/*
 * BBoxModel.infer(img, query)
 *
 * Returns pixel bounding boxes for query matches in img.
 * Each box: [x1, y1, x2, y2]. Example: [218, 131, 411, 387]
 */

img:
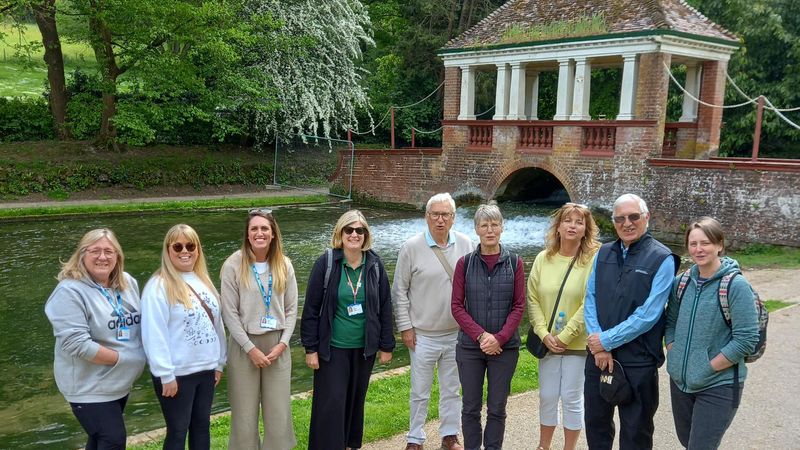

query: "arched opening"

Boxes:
[494, 167, 569, 204]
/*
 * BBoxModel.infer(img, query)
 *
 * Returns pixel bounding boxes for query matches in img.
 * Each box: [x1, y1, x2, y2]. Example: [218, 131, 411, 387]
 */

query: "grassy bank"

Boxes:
[130, 351, 540, 450]
[728, 244, 800, 269]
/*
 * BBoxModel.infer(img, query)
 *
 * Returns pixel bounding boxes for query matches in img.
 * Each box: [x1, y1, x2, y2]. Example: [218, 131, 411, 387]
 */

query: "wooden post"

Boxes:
[411, 128, 416, 148]
[390, 107, 395, 149]
[752, 96, 764, 161]
[347, 128, 352, 146]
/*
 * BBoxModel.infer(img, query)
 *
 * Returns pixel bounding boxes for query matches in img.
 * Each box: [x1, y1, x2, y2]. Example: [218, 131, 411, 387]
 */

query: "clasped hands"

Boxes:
[543, 333, 566, 353]
[587, 332, 613, 372]
[248, 342, 287, 368]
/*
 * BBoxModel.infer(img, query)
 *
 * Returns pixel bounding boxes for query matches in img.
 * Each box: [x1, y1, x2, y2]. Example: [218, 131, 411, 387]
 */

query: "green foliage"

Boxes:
[728, 243, 800, 268]
[0, 97, 54, 141]
[501, 14, 609, 44]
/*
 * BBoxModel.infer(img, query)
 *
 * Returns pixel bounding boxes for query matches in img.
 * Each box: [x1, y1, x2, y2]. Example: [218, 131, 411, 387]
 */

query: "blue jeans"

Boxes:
[670, 379, 741, 450]
[69, 395, 128, 450]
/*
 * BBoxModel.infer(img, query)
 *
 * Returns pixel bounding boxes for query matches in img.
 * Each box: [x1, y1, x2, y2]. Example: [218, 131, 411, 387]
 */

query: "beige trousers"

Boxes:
[227, 331, 295, 450]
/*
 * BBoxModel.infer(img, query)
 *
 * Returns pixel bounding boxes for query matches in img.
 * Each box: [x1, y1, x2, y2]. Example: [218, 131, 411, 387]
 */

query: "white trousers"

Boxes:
[538, 353, 585, 430]
[407, 332, 461, 444]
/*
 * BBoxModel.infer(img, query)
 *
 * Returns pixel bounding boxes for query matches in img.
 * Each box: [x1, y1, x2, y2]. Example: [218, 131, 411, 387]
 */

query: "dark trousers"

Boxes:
[456, 344, 519, 450]
[69, 395, 128, 450]
[670, 379, 741, 450]
[584, 357, 659, 450]
[152, 370, 215, 450]
[308, 347, 376, 450]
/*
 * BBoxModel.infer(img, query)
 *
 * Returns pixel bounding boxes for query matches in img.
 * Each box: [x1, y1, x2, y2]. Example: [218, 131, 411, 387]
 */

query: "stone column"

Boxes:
[554, 58, 575, 120]
[525, 71, 540, 120]
[570, 57, 592, 120]
[507, 62, 526, 120]
[493, 63, 511, 120]
[617, 53, 638, 120]
[458, 65, 476, 120]
[680, 63, 702, 122]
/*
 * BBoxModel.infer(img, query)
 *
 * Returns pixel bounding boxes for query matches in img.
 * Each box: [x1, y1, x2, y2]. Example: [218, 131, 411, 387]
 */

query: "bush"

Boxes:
[0, 97, 54, 142]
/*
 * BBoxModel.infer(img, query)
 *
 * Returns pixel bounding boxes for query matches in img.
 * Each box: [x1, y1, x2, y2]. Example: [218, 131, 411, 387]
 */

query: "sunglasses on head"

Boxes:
[343, 226, 367, 236]
[612, 213, 643, 224]
[171, 242, 197, 253]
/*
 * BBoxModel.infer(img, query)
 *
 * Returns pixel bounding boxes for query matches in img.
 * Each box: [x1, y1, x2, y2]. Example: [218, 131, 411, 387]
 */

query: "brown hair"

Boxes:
[237, 210, 289, 293]
[684, 216, 725, 255]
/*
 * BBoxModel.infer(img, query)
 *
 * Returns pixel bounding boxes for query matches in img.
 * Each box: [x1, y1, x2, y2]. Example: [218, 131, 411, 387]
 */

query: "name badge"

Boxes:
[347, 303, 363, 316]
[260, 316, 278, 329]
[117, 325, 131, 341]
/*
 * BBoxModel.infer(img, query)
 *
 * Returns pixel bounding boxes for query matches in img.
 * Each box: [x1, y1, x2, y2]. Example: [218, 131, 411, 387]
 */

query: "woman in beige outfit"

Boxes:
[221, 209, 298, 450]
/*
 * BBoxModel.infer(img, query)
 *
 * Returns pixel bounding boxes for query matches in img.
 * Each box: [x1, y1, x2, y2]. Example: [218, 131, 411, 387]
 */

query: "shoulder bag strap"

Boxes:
[431, 246, 455, 281]
[546, 257, 577, 333]
[186, 282, 214, 325]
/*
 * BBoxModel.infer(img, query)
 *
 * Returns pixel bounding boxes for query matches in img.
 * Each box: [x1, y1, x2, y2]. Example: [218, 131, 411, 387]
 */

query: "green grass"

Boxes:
[0, 194, 330, 219]
[129, 351, 540, 450]
[0, 22, 96, 97]
[764, 299, 794, 312]
[728, 244, 800, 269]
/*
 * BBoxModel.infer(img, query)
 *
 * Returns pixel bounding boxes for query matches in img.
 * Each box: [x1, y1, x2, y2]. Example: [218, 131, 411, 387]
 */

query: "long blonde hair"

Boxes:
[153, 224, 218, 308]
[544, 202, 601, 266]
[58, 228, 129, 291]
[237, 210, 289, 293]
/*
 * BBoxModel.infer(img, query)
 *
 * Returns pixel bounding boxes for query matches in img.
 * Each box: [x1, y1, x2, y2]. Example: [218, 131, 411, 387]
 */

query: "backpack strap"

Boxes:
[318, 249, 333, 318]
[717, 271, 738, 327]
[676, 269, 692, 303]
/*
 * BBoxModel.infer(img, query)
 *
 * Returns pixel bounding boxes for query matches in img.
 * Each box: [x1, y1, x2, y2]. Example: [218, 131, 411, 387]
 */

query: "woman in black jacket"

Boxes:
[301, 209, 395, 450]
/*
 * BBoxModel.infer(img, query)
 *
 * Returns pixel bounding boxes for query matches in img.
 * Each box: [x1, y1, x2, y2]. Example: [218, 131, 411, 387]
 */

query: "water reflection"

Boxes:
[0, 202, 565, 449]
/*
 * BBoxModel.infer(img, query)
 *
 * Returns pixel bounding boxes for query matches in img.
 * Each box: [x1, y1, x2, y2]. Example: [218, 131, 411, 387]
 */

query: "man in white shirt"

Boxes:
[393, 193, 475, 450]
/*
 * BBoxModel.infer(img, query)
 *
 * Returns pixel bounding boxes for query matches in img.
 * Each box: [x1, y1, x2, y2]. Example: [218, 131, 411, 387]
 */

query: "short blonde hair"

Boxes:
[330, 209, 373, 250]
[153, 224, 218, 308]
[58, 228, 129, 291]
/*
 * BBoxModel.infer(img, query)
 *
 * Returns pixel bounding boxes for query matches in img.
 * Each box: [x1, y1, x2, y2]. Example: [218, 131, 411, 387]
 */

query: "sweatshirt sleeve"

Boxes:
[301, 254, 327, 353]
[719, 276, 760, 363]
[213, 293, 227, 371]
[44, 283, 101, 362]
[377, 258, 397, 352]
[281, 259, 299, 347]
[220, 257, 255, 353]
[526, 254, 549, 339]
[141, 277, 177, 384]
[391, 242, 414, 332]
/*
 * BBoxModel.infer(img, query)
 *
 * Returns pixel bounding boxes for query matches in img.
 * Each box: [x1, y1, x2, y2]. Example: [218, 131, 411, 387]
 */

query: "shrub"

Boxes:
[0, 97, 54, 142]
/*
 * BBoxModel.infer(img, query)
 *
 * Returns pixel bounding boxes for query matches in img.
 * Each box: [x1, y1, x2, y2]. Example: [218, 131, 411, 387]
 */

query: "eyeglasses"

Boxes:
[343, 226, 367, 236]
[171, 242, 197, 253]
[427, 211, 454, 220]
[612, 213, 643, 224]
[85, 248, 117, 258]
[478, 223, 502, 231]
[249, 208, 273, 216]
[565, 202, 589, 209]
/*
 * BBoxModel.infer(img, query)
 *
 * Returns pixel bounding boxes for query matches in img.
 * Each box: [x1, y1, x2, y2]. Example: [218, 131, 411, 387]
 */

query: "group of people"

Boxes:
[44, 191, 761, 450]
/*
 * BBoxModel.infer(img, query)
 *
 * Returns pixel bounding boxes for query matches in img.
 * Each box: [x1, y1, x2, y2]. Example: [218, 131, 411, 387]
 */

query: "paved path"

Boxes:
[364, 304, 800, 450]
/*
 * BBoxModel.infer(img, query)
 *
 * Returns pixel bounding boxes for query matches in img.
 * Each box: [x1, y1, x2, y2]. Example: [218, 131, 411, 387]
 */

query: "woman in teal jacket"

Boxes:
[665, 217, 759, 450]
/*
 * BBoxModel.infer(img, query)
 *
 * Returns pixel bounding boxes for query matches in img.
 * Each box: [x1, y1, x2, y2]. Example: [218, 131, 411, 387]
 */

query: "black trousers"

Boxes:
[670, 380, 741, 450]
[456, 344, 519, 450]
[584, 357, 659, 450]
[152, 370, 215, 450]
[69, 395, 129, 450]
[308, 347, 375, 450]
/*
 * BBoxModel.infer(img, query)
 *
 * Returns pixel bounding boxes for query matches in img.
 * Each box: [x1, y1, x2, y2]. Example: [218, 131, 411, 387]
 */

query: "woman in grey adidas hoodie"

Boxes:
[45, 228, 146, 450]
[665, 217, 759, 450]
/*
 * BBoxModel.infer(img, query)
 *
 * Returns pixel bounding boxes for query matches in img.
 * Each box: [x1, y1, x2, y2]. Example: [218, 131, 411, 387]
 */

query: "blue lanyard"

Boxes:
[94, 282, 125, 318]
[251, 265, 273, 315]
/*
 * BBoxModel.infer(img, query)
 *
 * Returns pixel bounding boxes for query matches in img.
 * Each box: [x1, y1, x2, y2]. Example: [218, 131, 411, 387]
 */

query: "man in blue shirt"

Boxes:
[583, 194, 679, 450]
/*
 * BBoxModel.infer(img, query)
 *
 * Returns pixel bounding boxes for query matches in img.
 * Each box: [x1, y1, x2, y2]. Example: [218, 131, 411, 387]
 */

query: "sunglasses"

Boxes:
[343, 226, 367, 236]
[171, 242, 197, 253]
[612, 213, 643, 224]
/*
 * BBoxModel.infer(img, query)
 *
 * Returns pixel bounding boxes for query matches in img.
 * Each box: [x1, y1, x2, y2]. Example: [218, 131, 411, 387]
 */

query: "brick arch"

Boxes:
[486, 160, 577, 202]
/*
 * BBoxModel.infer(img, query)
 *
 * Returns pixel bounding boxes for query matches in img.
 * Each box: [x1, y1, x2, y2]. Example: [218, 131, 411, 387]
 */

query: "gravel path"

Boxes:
[364, 270, 800, 450]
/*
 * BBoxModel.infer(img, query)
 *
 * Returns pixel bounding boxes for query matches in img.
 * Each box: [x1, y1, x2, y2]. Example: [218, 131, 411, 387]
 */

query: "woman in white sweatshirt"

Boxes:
[45, 228, 146, 450]
[220, 209, 298, 449]
[142, 224, 226, 450]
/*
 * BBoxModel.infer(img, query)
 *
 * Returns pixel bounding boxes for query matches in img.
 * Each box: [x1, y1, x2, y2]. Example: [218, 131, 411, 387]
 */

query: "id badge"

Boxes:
[260, 316, 278, 329]
[117, 325, 131, 341]
[347, 303, 363, 316]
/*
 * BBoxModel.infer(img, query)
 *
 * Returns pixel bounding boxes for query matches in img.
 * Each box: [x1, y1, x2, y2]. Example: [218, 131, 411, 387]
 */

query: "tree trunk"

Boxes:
[88, 1, 121, 149]
[33, 0, 71, 140]
[457, 0, 472, 34]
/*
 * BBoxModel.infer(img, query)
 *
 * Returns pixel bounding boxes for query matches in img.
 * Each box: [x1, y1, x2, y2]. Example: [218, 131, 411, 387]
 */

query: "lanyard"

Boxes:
[94, 282, 125, 318]
[344, 264, 363, 304]
[251, 265, 273, 314]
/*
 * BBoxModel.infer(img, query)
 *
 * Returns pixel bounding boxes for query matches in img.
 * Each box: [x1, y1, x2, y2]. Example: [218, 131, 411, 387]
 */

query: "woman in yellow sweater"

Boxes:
[527, 203, 600, 450]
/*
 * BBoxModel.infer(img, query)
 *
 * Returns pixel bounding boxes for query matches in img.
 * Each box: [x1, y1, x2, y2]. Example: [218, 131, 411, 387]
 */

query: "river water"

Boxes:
[0, 202, 574, 449]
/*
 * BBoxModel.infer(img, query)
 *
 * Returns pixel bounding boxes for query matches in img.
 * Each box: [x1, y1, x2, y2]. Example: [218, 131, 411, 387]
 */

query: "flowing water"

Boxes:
[0, 202, 578, 449]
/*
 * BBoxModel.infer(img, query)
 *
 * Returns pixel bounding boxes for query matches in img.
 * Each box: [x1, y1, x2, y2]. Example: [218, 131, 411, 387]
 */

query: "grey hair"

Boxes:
[426, 193, 456, 213]
[612, 193, 649, 215]
[474, 201, 503, 227]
